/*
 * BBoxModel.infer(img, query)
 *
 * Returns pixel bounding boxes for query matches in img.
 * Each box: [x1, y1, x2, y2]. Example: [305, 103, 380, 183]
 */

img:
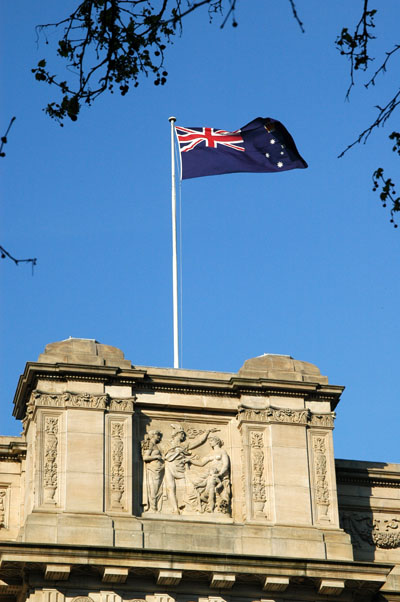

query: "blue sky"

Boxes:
[1, 1, 399, 464]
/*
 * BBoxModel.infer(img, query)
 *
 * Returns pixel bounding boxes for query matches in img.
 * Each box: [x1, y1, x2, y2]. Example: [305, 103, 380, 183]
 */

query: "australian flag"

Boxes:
[175, 117, 308, 180]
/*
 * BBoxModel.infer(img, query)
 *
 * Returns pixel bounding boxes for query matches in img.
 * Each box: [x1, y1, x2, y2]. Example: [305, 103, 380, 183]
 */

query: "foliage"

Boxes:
[32, 0, 240, 123]
[335, 0, 400, 227]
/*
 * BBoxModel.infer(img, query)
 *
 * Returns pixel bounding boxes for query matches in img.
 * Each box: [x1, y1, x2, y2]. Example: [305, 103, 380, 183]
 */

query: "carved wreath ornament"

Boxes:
[341, 513, 400, 549]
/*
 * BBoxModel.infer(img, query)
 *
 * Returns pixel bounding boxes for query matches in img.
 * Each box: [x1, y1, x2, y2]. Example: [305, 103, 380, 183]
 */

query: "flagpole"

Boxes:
[169, 116, 179, 369]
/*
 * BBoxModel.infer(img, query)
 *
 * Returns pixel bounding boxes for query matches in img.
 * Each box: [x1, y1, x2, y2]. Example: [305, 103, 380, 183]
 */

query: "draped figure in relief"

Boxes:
[164, 424, 219, 514]
[141, 430, 164, 512]
[188, 435, 231, 514]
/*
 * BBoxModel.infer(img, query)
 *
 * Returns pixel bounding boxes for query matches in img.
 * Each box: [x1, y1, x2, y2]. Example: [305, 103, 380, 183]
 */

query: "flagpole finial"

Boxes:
[169, 116, 176, 123]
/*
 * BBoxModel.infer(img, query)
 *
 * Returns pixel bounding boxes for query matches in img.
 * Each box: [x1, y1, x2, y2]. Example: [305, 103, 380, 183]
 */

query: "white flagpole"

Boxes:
[169, 116, 179, 368]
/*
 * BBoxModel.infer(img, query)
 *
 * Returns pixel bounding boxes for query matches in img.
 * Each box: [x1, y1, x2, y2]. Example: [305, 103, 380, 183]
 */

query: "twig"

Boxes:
[288, 0, 304, 33]
[0, 245, 37, 274]
[0, 116, 16, 157]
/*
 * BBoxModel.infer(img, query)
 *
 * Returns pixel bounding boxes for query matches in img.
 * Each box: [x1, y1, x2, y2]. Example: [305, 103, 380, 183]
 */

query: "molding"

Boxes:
[22, 391, 136, 433]
[13, 362, 344, 420]
[0, 440, 26, 462]
[238, 407, 310, 425]
[336, 462, 400, 489]
[0, 543, 392, 597]
[237, 407, 335, 428]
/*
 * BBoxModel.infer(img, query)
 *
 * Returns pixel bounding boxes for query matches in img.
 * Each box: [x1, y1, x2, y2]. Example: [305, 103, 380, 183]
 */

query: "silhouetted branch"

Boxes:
[0, 246, 37, 273]
[33, 0, 304, 122]
[0, 116, 16, 158]
[335, 0, 376, 99]
[338, 89, 400, 157]
[288, 0, 304, 33]
[366, 44, 400, 88]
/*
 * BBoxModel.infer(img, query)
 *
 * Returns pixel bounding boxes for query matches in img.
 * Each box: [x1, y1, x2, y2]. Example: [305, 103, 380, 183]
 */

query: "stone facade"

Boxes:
[0, 339, 399, 602]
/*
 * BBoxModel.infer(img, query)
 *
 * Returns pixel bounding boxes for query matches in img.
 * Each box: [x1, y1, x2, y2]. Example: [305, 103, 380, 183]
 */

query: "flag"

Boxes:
[175, 117, 308, 180]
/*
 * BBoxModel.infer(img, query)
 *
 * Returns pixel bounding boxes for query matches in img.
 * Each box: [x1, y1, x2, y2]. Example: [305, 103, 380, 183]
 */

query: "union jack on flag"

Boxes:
[176, 126, 245, 153]
[175, 117, 307, 180]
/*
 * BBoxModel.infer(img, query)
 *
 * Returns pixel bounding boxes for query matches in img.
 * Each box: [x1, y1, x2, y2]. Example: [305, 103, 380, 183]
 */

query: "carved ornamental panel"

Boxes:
[0, 486, 8, 529]
[41, 414, 61, 506]
[139, 417, 232, 518]
[309, 431, 333, 524]
[340, 512, 400, 549]
[106, 416, 131, 512]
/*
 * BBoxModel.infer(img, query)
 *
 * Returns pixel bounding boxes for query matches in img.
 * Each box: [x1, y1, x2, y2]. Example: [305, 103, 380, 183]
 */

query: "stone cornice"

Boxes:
[336, 461, 400, 489]
[0, 440, 26, 462]
[13, 363, 344, 421]
[0, 542, 392, 587]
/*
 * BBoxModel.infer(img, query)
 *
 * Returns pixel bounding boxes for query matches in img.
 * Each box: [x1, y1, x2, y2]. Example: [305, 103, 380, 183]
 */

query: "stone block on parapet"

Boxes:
[44, 564, 70, 581]
[273, 485, 313, 525]
[37, 338, 131, 369]
[210, 574, 236, 589]
[23, 512, 58, 544]
[323, 530, 354, 561]
[102, 567, 129, 583]
[56, 513, 114, 547]
[238, 354, 329, 384]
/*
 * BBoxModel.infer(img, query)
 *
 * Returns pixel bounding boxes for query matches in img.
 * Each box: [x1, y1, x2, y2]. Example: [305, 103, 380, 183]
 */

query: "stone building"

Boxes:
[0, 338, 399, 602]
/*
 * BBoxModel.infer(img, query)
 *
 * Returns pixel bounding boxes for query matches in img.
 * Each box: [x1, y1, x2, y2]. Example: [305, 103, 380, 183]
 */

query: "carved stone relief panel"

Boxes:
[309, 431, 332, 524]
[106, 415, 132, 512]
[40, 413, 62, 506]
[139, 416, 232, 518]
[249, 431, 267, 517]
[0, 486, 9, 529]
[31, 390, 109, 410]
[109, 397, 135, 413]
[340, 512, 400, 549]
[309, 413, 335, 429]
[237, 406, 309, 425]
[237, 417, 270, 522]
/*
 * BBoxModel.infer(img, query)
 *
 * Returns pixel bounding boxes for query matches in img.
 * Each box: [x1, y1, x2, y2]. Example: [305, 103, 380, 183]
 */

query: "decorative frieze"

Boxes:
[43, 416, 59, 504]
[310, 413, 335, 428]
[250, 431, 267, 517]
[238, 406, 335, 429]
[23, 391, 134, 433]
[109, 398, 135, 412]
[238, 407, 309, 425]
[340, 512, 400, 549]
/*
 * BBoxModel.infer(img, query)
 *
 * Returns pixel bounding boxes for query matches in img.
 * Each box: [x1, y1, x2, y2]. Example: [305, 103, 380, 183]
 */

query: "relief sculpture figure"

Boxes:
[141, 430, 164, 512]
[187, 436, 231, 514]
[164, 424, 219, 514]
